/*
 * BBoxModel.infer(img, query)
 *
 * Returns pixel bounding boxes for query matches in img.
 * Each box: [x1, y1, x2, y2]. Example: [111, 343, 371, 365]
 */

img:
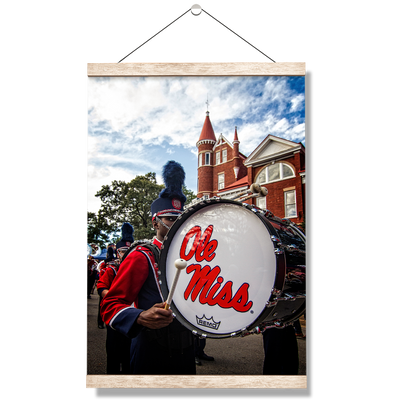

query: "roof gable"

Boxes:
[244, 135, 303, 166]
[213, 134, 233, 151]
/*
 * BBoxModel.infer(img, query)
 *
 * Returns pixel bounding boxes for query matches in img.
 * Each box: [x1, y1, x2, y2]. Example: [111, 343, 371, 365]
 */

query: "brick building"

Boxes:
[196, 111, 306, 226]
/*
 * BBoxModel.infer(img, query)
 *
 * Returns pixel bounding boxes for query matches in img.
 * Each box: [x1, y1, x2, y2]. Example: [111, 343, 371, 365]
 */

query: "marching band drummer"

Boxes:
[97, 223, 134, 374]
[100, 161, 196, 375]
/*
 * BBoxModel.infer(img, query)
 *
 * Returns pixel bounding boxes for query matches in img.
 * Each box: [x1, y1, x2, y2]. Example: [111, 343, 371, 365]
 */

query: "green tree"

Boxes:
[95, 172, 163, 240]
[182, 184, 196, 205]
[88, 173, 197, 243]
[87, 211, 109, 248]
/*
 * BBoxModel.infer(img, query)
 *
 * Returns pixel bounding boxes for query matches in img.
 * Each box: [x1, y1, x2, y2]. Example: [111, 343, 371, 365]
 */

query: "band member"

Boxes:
[105, 243, 117, 263]
[262, 325, 299, 375]
[100, 161, 196, 375]
[96, 246, 118, 329]
[98, 225, 134, 300]
[87, 256, 97, 299]
[97, 223, 134, 374]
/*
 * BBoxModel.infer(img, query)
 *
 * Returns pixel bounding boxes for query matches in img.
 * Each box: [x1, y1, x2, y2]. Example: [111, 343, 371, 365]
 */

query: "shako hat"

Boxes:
[116, 222, 134, 250]
[151, 160, 186, 219]
[105, 246, 116, 262]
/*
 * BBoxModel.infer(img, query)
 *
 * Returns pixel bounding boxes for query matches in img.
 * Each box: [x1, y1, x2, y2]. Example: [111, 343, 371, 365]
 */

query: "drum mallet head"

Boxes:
[174, 259, 187, 270]
[165, 259, 187, 310]
[249, 183, 261, 194]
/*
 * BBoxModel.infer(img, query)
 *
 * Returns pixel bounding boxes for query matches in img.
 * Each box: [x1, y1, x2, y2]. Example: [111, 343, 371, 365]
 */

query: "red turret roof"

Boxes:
[233, 126, 239, 142]
[198, 111, 216, 143]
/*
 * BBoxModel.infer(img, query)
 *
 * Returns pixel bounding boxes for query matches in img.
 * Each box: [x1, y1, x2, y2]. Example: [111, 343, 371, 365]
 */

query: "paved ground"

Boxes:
[87, 293, 306, 375]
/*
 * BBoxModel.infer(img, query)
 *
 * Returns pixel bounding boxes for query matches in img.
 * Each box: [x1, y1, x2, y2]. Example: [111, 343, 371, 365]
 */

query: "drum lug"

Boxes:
[271, 236, 284, 253]
[271, 288, 282, 296]
[264, 210, 274, 218]
[270, 235, 281, 244]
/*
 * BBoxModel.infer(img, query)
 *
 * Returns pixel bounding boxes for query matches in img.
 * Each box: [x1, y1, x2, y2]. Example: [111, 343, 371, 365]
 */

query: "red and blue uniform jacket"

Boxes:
[97, 264, 119, 298]
[100, 238, 164, 339]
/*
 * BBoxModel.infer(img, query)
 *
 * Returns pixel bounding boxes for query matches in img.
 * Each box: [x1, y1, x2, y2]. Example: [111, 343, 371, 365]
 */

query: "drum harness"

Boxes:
[120, 239, 194, 355]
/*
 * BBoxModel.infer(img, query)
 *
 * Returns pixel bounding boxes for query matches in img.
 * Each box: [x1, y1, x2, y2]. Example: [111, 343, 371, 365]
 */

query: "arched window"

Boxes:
[255, 162, 295, 184]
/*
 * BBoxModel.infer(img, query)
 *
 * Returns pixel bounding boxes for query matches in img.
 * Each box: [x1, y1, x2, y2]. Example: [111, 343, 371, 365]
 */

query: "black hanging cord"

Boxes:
[117, 1, 277, 63]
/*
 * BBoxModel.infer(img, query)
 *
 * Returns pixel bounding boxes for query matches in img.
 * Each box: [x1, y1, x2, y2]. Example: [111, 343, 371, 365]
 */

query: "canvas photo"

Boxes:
[87, 73, 306, 379]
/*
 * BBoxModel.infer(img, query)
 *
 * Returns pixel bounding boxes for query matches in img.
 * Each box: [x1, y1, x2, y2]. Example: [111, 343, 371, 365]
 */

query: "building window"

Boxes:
[205, 152, 210, 165]
[256, 162, 295, 184]
[215, 151, 220, 165]
[257, 168, 266, 183]
[222, 149, 227, 163]
[198, 153, 202, 167]
[218, 173, 225, 190]
[268, 163, 280, 181]
[285, 190, 297, 218]
[257, 196, 266, 210]
[282, 163, 294, 179]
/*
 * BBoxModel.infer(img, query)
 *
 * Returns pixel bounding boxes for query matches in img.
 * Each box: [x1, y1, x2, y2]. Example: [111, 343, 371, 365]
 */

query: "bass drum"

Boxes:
[158, 198, 306, 338]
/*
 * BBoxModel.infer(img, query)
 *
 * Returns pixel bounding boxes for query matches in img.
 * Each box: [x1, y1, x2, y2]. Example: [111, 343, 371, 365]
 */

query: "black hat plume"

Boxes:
[159, 160, 186, 202]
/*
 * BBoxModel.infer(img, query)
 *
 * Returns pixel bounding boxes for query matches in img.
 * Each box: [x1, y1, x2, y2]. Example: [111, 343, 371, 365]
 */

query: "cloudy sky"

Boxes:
[88, 76, 305, 213]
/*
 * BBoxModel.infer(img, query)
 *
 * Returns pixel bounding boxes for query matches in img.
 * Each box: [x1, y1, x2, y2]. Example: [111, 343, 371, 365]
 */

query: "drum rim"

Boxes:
[159, 198, 287, 338]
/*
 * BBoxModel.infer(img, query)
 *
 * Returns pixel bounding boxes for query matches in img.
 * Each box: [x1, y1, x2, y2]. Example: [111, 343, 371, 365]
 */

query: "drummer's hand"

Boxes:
[136, 302, 173, 329]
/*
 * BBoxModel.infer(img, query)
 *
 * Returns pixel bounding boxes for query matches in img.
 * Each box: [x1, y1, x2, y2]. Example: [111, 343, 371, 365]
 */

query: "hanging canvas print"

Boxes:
[86, 63, 306, 389]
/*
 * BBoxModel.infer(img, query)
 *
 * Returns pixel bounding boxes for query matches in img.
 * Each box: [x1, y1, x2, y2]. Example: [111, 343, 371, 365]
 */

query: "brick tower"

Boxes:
[232, 126, 240, 179]
[196, 111, 216, 198]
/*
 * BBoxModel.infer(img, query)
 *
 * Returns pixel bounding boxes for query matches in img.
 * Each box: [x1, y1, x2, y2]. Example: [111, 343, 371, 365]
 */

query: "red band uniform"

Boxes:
[100, 161, 195, 374]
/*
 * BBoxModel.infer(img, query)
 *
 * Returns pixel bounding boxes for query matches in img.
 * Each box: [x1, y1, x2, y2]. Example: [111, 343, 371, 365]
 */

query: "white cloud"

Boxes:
[88, 76, 305, 212]
[284, 123, 306, 142]
[272, 118, 290, 133]
[290, 94, 305, 112]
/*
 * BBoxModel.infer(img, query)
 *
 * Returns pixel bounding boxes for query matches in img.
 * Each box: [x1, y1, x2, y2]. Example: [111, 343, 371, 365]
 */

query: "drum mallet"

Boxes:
[164, 259, 187, 310]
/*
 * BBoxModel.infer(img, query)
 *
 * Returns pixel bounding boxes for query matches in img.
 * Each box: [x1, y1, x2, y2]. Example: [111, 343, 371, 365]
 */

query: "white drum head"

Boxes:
[164, 202, 276, 337]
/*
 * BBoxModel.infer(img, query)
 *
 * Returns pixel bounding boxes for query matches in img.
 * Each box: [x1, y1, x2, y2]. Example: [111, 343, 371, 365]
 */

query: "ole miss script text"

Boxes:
[179, 225, 253, 313]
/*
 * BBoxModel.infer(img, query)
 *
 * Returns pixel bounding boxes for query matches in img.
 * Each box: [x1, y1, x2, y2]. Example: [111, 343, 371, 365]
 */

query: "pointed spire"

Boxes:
[197, 111, 216, 145]
[233, 126, 239, 143]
